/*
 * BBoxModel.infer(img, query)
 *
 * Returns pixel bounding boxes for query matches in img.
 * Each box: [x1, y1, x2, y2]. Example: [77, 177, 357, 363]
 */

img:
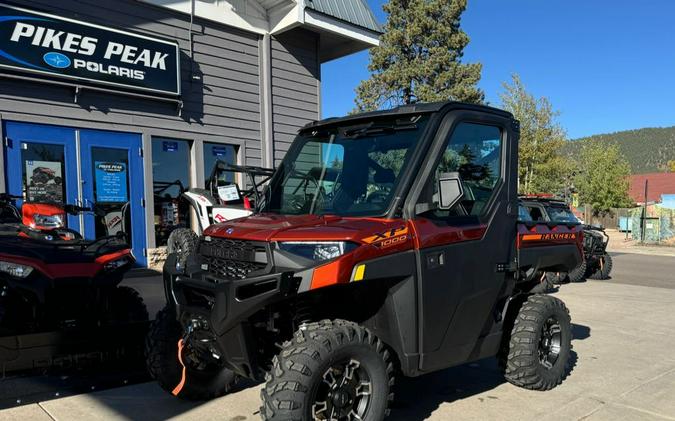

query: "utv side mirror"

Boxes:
[438, 172, 464, 210]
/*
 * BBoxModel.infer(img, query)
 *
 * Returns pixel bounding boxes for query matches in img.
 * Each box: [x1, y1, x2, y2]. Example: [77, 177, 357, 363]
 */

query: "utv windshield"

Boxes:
[261, 115, 430, 216]
[545, 205, 579, 223]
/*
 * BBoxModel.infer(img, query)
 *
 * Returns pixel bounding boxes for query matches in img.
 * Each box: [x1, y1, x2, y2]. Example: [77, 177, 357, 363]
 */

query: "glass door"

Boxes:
[79, 129, 146, 266]
[3, 121, 80, 230]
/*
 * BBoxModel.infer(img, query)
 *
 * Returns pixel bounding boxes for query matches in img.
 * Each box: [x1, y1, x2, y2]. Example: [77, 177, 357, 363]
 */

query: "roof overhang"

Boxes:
[139, 0, 380, 62]
[300, 8, 380, 62]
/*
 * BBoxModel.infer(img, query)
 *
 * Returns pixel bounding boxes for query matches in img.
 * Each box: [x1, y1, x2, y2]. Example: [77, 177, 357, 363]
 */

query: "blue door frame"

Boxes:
[79, 129, 146, 266]
[3, 121, 81, 230]
[3, 122, 147, 266]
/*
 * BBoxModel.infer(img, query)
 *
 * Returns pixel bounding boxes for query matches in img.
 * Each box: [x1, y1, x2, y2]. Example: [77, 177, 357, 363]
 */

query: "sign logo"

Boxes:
[0, 3, 180, 95]
[521, 233, 577, 241]
[43, 51, 70, 68]
[362, 226, 410, 248]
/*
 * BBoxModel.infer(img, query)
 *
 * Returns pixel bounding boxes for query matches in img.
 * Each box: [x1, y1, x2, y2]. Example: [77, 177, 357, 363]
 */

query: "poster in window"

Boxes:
[95, 161, 128, 203]
[25, 160, 64, 203]
[212, 146, 230, 157]
[163, 141, 178, 152]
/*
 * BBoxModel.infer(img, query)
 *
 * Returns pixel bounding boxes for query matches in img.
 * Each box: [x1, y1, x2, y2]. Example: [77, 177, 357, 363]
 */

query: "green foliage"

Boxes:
[499, 74, 569, 194]
[564, 127, 675, 174]
[667, 159, 675, 172]
[370, 150, 406, 174]
[575, 142, 633, 215]
[355, 0, 484, 112]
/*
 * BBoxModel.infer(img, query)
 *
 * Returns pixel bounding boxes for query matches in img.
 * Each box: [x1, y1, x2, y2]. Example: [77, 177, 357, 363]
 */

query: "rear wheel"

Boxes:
[261, 319, 394, 421]
[166, 228, 198, 270]
[503, 295, 572, 391]
[588, 254, 612, 280]
[567, 260, 587, 283]
[145, 306, 236, 400]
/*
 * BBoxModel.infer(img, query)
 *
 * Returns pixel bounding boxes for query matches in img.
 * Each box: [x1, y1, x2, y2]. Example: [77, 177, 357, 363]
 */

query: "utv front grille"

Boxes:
[200, 238, 269, 280]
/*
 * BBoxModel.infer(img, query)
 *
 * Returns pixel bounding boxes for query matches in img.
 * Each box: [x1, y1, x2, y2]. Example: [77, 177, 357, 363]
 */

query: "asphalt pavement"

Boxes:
[604, 252, 675, 290]
[2, 251, 675, 420]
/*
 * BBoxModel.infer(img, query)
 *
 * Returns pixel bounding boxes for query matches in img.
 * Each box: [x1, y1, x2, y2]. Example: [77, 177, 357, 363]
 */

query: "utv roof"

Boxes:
[301, 101, 515, 131]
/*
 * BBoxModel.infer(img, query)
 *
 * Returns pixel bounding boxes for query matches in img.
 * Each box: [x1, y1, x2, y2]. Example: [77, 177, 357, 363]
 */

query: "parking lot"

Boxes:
[2, 250, 675, 421]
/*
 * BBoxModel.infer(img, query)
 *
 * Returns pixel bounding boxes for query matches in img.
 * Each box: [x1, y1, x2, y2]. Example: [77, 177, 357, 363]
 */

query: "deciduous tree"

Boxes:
[500, 74, 569, 194]
[575, 142, 633, 214]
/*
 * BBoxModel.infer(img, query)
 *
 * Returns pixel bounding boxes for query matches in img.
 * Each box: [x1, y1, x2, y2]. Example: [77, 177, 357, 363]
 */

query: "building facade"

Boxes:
[0, 0, 380, 266]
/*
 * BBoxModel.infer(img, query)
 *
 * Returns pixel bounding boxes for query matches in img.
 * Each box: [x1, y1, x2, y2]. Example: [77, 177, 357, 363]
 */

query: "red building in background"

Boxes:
[628, 173, 675, 204]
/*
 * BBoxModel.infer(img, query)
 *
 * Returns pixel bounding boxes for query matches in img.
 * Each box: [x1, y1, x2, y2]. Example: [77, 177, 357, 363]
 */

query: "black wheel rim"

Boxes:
[312, 358, 372, 421]
[539, 317, 562, 369]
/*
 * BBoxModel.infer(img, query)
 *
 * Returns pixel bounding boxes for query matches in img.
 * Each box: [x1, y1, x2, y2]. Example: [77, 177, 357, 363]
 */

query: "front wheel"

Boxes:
[145, 306, 237, 400]
[502, 295, 572, 391]
[261, 320, 395, 421]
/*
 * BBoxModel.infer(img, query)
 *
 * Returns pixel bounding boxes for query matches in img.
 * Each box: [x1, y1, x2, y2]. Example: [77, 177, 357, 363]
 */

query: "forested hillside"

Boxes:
[565, 126, 675, 174]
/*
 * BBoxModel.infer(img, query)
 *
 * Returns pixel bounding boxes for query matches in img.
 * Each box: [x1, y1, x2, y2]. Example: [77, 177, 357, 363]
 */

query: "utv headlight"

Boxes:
[278, 241, 358, 261]
[33, 213, 65, 229]
[0, 261, 34, 278]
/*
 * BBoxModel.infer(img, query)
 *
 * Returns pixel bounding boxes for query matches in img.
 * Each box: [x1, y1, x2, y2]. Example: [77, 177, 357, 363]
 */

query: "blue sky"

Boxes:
[321, 0, 675, 139]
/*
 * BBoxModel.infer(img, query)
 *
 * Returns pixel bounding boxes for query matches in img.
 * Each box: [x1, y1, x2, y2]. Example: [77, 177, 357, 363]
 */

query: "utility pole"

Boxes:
[640, 179, 648, 244]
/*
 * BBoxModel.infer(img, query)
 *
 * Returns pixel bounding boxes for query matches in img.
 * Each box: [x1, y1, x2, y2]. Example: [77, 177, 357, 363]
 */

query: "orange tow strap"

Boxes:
[172, 339, 187, 396]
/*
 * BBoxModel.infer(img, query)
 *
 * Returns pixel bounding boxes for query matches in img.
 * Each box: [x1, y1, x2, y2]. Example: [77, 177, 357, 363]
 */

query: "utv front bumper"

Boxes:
[163, 254, 299, 379]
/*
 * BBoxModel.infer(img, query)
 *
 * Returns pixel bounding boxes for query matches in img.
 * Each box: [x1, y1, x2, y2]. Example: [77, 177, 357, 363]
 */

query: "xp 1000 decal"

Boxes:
[0, 3, 180, 95]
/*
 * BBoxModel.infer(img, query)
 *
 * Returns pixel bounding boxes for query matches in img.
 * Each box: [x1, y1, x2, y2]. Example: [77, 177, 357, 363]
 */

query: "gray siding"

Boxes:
[0, 0, 263, 165]
[271, 28, 320, 165]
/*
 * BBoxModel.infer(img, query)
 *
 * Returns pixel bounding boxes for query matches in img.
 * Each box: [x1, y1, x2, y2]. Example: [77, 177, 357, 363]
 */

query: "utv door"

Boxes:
[406, 110, 518, 372]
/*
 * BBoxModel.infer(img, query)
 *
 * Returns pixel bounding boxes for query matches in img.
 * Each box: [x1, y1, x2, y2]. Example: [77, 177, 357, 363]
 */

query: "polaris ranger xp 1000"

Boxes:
[147, 102, 583, 420]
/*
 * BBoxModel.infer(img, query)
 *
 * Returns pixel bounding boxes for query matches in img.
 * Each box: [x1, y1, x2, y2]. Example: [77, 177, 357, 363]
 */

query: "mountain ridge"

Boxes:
[565, 125, 675, 174]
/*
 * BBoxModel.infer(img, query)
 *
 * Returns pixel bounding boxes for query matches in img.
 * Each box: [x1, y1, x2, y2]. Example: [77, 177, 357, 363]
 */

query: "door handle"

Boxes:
[426, 251, 445, 269]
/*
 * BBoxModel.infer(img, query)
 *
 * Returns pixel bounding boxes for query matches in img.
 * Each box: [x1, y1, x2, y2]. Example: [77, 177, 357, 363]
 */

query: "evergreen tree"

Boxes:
[355, 0, 484, 111]
[500, 74, 569, 194]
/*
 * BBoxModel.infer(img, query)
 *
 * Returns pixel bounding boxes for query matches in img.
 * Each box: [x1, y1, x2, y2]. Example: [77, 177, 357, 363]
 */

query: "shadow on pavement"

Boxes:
[388, 357, 505, 421]
[389, 336, 584, 420]
[572, 324, 591, 340]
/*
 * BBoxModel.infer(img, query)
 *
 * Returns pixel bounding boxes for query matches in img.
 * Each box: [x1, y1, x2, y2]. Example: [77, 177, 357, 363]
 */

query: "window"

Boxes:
[419, 122, 502, 221]
[90, 147, 131, 239]
[152, 138, 191, 246]
[544, 205, 579, 223]
[203, 142, 237, 187]
[526, 206, 545, 222]
[262, 115, 429, 216]
[518, 205, 534, 222]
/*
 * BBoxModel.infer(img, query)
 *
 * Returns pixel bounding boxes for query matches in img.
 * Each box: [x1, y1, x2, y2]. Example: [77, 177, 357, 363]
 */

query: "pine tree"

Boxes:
[500, 74, 569, 194]
[355, 0, 484, 111]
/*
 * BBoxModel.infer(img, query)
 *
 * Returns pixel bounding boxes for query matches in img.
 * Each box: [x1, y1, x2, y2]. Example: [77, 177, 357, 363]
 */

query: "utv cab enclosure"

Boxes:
[149, 102, 582, 420]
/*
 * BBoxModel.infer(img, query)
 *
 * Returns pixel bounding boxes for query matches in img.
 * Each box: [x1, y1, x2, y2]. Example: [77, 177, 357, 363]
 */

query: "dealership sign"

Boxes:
[0, 4, 180, 96]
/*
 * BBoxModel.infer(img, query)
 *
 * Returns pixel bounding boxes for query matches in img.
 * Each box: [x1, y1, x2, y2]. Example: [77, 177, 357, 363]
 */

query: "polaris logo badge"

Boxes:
[43, 52, 70, 68]
[226, 228, 234, 235]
